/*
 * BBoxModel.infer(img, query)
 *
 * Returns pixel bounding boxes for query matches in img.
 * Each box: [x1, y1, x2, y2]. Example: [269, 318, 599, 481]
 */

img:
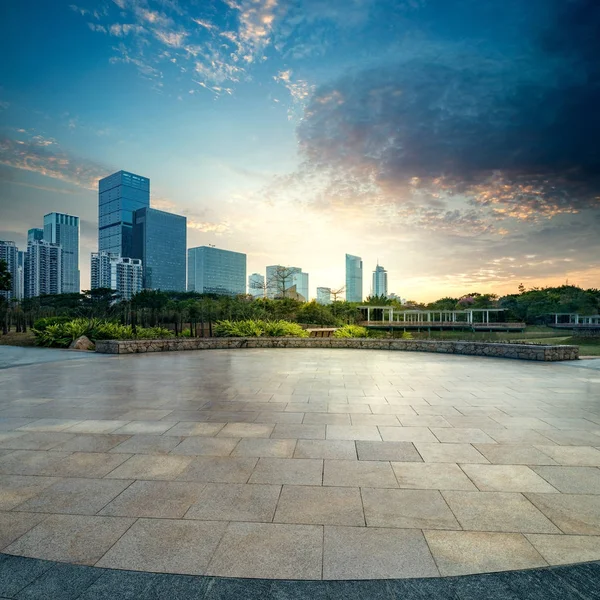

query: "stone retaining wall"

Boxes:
[95, 337, 579, 361]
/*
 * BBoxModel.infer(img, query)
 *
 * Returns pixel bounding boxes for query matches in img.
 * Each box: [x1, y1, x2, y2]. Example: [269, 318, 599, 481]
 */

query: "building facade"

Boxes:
[248, 273, 265, 298]
[25, 241, 62, 297]
[98, 171, 150, 258]
[345, 254, 363, 302]
[188, 246, 246, 296]
[317, 287, 332, 305]
[266, 266, 308, 300]
[91, 252, 143, 300]
[43, 212, 80, 293]
[27, 228, 44, 243]
[16, 251, 25, 300]
[132, 207, 186, 291]
[291, 269, 309, 302]
[0, 241, 19, 301]
[372, 264, 388, 298]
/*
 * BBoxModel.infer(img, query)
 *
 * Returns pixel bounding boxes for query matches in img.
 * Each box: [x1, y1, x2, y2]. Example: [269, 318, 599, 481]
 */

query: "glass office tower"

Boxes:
[98, 171, 150, 258]
[345, 254, 363, 302]
[132, 207, 187, 291]
[27, 228, 44, 243]
[188, 246, 246, 296]
[44, 212, 80, 293]
[372, 264, 388, 297]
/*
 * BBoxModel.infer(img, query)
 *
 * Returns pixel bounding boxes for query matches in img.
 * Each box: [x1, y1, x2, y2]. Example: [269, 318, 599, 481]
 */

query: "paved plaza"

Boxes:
[0, 346, 599, 581]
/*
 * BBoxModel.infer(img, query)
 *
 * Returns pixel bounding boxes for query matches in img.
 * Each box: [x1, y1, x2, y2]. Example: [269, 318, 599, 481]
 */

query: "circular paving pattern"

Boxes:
[0, 346, 599, 580]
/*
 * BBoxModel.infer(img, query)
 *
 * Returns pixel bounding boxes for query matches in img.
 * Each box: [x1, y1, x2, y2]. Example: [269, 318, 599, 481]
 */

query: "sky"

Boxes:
[1, 0, 599, 302]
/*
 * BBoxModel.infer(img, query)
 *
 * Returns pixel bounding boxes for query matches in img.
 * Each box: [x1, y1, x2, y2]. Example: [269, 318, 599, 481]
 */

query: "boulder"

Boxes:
[69, 335, 94, 351]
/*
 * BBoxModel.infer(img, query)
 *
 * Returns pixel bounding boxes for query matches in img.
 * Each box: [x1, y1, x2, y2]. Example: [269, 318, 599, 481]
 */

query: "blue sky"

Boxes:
[1, 0, 599, 300]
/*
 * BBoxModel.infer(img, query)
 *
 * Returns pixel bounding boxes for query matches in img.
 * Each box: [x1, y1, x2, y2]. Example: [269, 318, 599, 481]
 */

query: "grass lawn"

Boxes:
[0, 331, 37, 347]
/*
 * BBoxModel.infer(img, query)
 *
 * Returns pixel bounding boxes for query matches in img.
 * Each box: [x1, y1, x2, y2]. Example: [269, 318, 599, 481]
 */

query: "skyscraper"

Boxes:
[291, 269, 309, 302]
[0, 241, 18, 301]
[25, 240, 62, 297]
[132, 207, 186, 291]
[317, 287, 332, 305]
[98, 170, 150, 257]
[188, 246, 246, 296]
[44, 212, 80, 293]
[248, 273, 265, 298]
[372, 264, 388, 298]
[345, 254, 363, 302]
[91, 252, 142, 300]
[266, 266, 308, 300]
[27, 228, 44, 243]
[16, 251, 25, 300]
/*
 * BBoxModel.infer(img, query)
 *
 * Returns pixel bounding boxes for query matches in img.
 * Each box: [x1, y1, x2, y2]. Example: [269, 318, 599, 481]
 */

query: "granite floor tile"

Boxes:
[349, 415, 401, 427]
[271, 424, 326, 440]
[177, 457, 258, 483]
[323, 526, 439, 579]
[538, 429, 600, 447]
[217, 423, 274, 438]
[170, 437, 239, 456]
[274, 485, 364, 526]
[118, 409, 173, 421]
[5, 514, 135, 565]
[424, 530, 547, 576]
[526, 493, 600, 534]
[54, 434, 131, 453]
[99, 480, 205, 518]
[326, 426, 382, 441]
[0, 512, 47, 550]
[0, 475, 59, 510]
[391, 462, 478, 491]
[232, 438, 296, 458]
[323, 460, 397, 488]
[460, 464, 559, 493]
[249, 458, 323, 485]
[97, 518, 228, 574]
[109, 435, 183, 455]
[362, 488, 460, 530]
[551, 563, 600, 600]
[378, 427, 439, 443]
[255, 412, 305, 424]
[17, 419, 83, 433]
[473, 444, 558, 465]
[525, 533, 600, 566]
[328, 404, 372, 414]
[0, 451, 72, 475]
[399, 416, 451, 428]
[162, 422, 226, 437]
[185, 483, 281, 522]
[0, 432, 75, 451]
[533, 446, 600, 466]
[431, 428, 496, 444]
[0, 554, 53, 598]
[63, 420, 130, 434]
[111, 421, 178, 435]
[37, 452, 132, 478]
[104, 455, 193, 480]
[355, 441, 422, 462]
[532, 466, 600, 494]
[484, 429, 554, 445]
[302, 414, 351, 425]
[206, 522, 322, 579]
[293, 439, 357, 460]
[443, 491, 560, 533]
[540, 417, 600, 430]
[414, 443, 489, 463]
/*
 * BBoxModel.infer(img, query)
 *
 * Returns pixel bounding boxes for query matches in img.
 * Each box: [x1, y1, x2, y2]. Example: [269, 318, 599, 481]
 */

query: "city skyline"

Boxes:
[1, 1, 599, 302]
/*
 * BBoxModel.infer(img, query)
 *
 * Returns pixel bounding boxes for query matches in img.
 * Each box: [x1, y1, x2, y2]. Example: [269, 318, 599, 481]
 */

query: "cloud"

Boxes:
[187, 219, 230, 234]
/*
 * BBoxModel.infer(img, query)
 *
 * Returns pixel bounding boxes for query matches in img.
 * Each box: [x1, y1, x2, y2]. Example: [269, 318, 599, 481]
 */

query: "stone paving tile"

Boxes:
[111, 421, 179, 435]
[460, 464, 559, 493]
[170, 437, 240, 456]
[5, 514, 135, 565]
[118, 409, 173, 421]
[108, 435, 182, 455]
[532, 466, 600, 494]
[63, 420, 130, 434]
[54, 434, 131, 453]
[474, 444, 558, 465]
[271, 424, 326, 440]
[302, 413, 351, 425]
[14, 477, 132, 515]
[424, 531, 547, 576]
[349, 415, 401, 427]
[323, 526, 439, 579]
[0, 554, 53, 598]
[326, 426, 382, 441]
[0, 475, 59, 510]
[159, 411, 212, 422]
[391, 462, 477, 491]
[0, 418, 36, 431]
[255, 412, 305, 424]
[104, 455, 193, 480]
[250, 458, 323, 486]
[323, 460, 398, 488]
[398, 416, 452, 428]
[217, 423, 275, 438]
[206, 522, 323, 579]
[355, 441, 422, 462]
[526, 493, 600, 535]
[538, 429, 600, 446]
[293, 440, 357, 460]
[540, 418, 600, 431]
[185, 483, 281, 522]
[431, 428, 497, 444]
[163, 422, 226, 437]
[0, 450, 72, 476]
[369, 405, 416, 415]
[445, 416, 503, 428]
[0, 432, 75, 451]
[533, 445, 600, 466]
[17, 419, 83, 433]
[177, 457, 258, 483]
[414, 443, 489, 463]
[443, 491, 561, 533]
[527, 534, 600, 567]
[99, 480, 205, 518]
[490, 417, 555, 430]
[484, 429, 555, 445]
[232, 438, 296, 458]
[362, 488, 460, 530]
[274, 485, 364, 526]
[97, 518, 228, 575]
[378, 427, 439, 443]
[327, 404, 372, 414]
[0, 512, 47, 550]
[37, 452, 132, 478]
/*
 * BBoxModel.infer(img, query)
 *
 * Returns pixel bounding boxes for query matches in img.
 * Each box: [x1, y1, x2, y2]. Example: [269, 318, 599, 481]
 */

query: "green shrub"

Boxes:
[213, 319, 308, 338]
[401, 331, 413, 339]
[262, 320, 308, 337]
[33, 323, 72, 347]
[33, 316, 71, 332]
[135, 327, 172, 339]
[333, 325, 368, 338]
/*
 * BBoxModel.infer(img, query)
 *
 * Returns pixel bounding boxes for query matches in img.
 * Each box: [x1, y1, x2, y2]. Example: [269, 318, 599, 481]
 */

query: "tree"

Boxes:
[268, 266, 299, 299]
[330, 286, 345, 302]
[0, 260, 11, 294]
[365, 295, 391, 305]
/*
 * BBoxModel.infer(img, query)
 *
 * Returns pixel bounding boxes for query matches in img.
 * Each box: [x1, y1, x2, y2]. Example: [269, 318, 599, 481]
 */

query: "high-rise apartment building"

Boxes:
[132, 207, 186, 291]
[345, 254, 363, 302]
[44, 212, 80, 293]
[99, 171, 150, 257]
[91, 252, 143, 300]
[248, 273, 265, 298]
[16, 251, 25, 300]
[25, 240, 62, 297]
[317, 287, 332, 305]
[27, 228, 44, 243]
[188, 246, 246, 296]
[0, 241, 19, 301]
[372, 264, 388, 298]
